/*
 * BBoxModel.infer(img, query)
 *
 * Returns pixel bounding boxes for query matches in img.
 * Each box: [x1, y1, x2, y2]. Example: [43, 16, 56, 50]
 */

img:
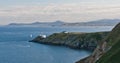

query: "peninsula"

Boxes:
[30, 23, 120, 63]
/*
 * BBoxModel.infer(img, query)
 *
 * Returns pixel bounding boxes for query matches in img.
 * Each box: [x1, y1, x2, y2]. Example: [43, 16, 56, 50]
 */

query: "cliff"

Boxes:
[31, 32, 109, 51]
[76, 23, 120, 63]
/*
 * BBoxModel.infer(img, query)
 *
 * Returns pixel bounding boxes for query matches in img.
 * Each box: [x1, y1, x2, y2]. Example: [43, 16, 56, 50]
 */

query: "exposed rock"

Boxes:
[76, 23, 120, 63]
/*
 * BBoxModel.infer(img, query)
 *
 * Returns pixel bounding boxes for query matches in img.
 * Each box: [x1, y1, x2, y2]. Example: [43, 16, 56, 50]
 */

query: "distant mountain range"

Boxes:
[64, 19, 120, 26]
[8, 19, 120, 27]
[8, 20, 65, 27]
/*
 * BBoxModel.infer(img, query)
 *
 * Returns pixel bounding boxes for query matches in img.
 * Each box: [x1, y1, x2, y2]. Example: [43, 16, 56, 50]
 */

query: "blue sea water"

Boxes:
[0, 26, 113, 63]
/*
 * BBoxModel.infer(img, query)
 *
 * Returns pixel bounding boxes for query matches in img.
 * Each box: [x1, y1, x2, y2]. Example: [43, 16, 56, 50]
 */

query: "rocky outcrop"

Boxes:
[76, 23, 120, 63]
[76, 41, 107, 63]
[31, 32, 109, 51]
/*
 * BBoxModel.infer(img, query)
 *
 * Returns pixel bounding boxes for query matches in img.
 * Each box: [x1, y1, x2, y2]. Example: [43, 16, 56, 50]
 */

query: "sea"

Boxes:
[0, 26, 114, 63]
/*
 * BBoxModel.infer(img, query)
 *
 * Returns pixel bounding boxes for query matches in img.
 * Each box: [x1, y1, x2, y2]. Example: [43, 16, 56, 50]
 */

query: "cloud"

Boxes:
[0, 4, 120, 25]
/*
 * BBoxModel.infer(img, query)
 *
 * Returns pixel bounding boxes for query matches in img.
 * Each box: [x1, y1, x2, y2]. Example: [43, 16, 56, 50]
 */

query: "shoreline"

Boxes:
[30, 31, 109, 51]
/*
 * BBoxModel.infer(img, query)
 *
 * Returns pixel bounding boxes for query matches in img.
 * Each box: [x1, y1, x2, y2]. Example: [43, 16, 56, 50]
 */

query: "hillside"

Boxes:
[31, 32, 109, 51]
[76, 23, 120, 63]
[30, 22, 120, 63]
[96, 23, 120, 63]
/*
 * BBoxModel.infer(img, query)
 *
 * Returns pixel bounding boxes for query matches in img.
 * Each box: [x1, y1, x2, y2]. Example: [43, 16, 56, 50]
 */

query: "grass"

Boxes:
[96, 39, 120, 63]
[96, 23, 120, 63]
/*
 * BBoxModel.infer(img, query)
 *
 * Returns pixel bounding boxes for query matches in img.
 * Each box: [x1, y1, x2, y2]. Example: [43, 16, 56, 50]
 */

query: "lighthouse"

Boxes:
[39, 34, 47, 38]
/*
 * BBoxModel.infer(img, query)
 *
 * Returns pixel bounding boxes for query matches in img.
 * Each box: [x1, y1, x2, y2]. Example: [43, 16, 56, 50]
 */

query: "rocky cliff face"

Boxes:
[31, 32, 109, 51]
[76, 23, 120, 63]
[96, 23, 120, 63]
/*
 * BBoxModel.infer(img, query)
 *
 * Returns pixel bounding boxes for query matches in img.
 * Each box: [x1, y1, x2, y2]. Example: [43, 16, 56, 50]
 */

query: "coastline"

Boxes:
[29, 23, 120, 63]
[30, 32, 109, 51]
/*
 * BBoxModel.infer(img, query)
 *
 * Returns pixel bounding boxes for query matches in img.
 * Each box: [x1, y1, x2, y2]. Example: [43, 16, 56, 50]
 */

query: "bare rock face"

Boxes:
[76, 41, 107, 63]
[76, 23, 120, 63]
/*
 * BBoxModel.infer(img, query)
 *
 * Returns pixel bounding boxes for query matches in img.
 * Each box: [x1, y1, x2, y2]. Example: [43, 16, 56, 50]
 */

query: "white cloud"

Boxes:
[0, 4, 120, 25]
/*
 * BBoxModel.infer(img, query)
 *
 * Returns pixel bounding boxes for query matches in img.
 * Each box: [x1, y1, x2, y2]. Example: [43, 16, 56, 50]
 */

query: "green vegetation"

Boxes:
[76, 23, 120, 63]
[31, 32, 109, 50]
[105, 23, 120, 46]
[96, 39, 120, 63]
[96, 23, 120, 63]
[31, 23, 120, 63]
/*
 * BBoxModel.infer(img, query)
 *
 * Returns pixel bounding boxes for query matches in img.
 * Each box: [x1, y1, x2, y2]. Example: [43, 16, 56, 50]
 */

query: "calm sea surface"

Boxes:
[0, 26, 113, 63]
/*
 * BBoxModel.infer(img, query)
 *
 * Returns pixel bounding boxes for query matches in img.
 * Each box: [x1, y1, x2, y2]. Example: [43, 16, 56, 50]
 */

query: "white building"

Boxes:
[39, 34, 47, 38]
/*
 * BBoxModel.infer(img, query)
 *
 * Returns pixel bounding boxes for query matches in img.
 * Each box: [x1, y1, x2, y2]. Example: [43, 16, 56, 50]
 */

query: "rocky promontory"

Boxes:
[30, 32, 109, 51]
[30, 23, 120, 63]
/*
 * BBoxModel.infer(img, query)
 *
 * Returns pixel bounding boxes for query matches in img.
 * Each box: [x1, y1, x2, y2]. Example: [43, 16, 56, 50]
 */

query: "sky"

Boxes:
[0, 0, 120, 25]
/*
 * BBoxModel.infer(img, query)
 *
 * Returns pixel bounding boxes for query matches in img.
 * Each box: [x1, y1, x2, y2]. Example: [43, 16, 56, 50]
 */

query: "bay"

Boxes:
[0, 26, 113, 63]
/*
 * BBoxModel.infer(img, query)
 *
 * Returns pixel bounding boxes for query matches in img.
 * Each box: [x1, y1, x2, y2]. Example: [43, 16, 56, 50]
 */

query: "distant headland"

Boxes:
[6, 19, 120, 27]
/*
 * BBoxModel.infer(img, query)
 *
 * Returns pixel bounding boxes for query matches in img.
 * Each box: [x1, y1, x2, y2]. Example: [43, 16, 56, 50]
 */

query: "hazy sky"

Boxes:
[0, 0, 120, 25]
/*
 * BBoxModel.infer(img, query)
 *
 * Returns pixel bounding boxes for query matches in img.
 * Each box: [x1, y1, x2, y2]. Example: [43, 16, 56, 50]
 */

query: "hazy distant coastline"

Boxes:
[6, 19, 120, 27]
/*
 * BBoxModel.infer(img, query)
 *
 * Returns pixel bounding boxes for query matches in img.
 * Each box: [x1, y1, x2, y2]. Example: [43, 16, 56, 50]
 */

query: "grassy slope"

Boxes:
[44, 32, 108, 43]
[32, 32, 109, 50]
[96, 39, 120, 63]
[96, 23, 120, 63]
